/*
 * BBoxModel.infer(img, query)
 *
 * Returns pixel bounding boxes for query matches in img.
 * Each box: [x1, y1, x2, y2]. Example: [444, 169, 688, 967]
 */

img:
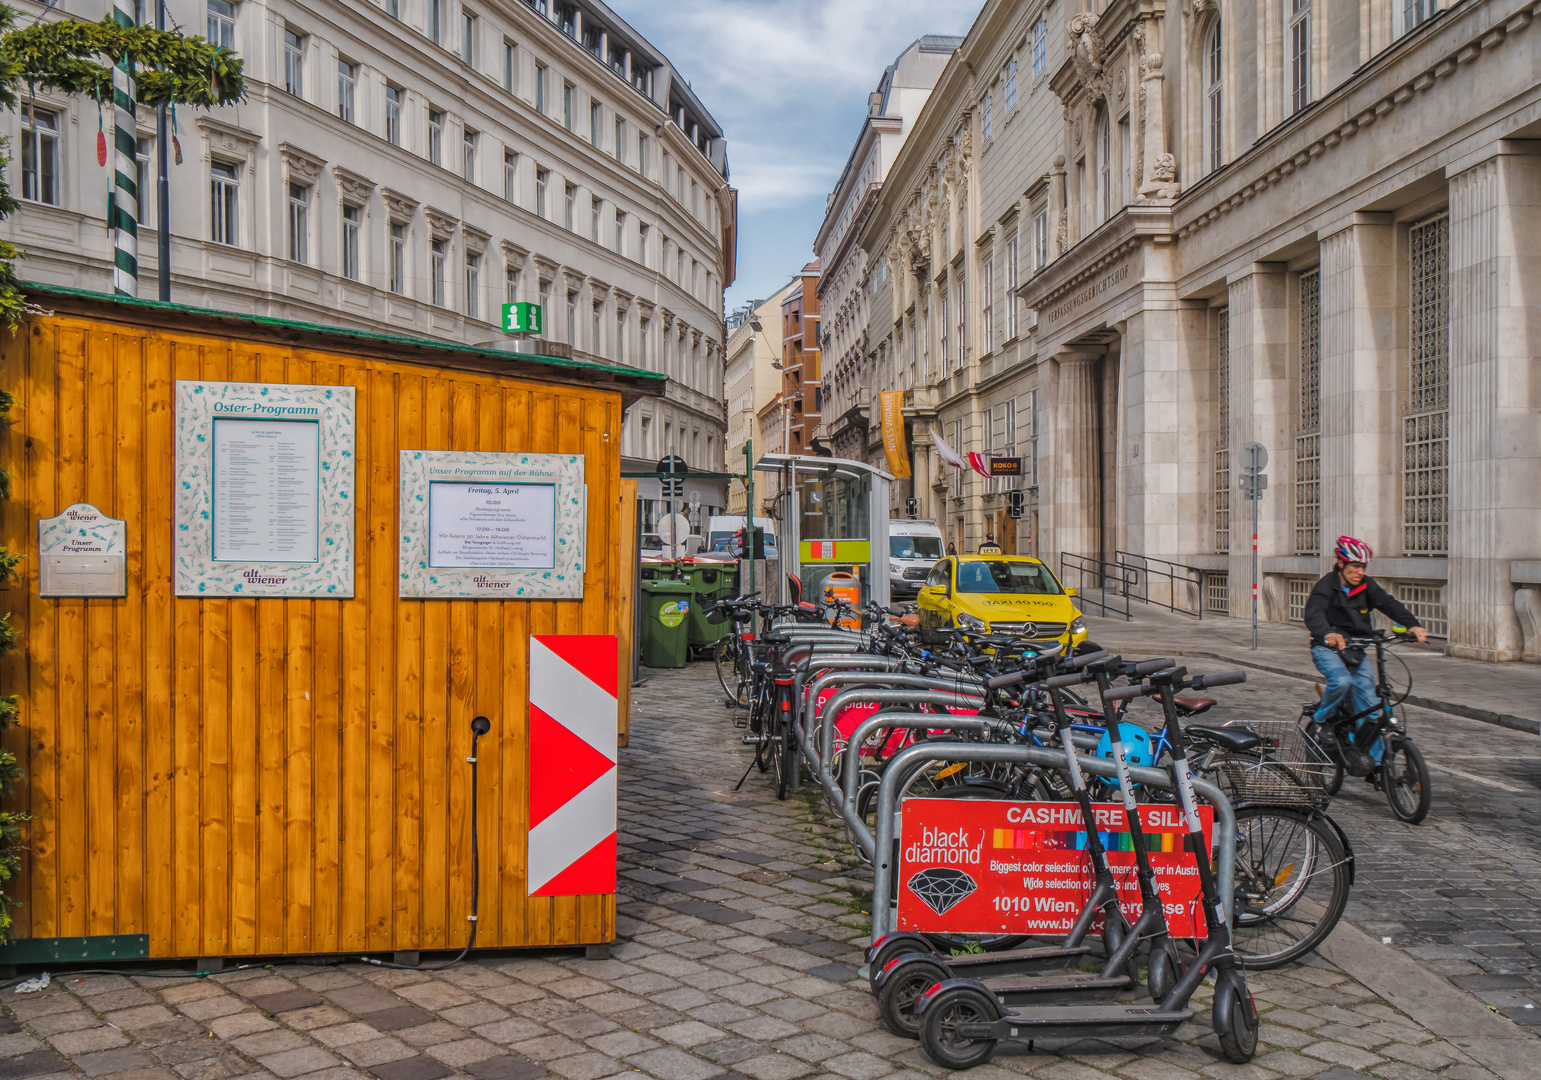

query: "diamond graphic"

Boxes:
[906, 868, 978, 915]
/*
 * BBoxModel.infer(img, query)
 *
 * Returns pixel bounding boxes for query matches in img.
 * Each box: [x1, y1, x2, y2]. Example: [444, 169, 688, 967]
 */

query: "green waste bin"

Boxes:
[640, 580, 693, 669]
[685, 562, 739, 651]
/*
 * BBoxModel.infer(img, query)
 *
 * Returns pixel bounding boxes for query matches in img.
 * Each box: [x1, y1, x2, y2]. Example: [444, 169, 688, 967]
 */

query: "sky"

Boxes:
[607, 0, 984, 316]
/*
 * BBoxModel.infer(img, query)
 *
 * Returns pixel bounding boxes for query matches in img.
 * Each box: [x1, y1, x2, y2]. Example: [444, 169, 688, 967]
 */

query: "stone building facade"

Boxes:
[6, 0, 734, 528]
[847, 0, 1539, 661]
[724, 282, 796, 513]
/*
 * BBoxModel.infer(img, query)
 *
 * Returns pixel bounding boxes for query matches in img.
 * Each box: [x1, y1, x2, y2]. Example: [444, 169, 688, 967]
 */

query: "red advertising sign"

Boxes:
[897, 799, 1213, 938]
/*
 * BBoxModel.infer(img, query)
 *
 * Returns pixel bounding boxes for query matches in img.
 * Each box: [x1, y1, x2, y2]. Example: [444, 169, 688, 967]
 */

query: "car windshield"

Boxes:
[954, 560, 1063, 595]
[706, 531, 777, 558]
[891, 535, 943, 559]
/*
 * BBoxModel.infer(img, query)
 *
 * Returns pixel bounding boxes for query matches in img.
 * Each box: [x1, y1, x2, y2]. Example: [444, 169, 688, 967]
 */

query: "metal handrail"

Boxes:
[1060, 552, 1135, 620]
[1114, 550, 1206, 619]
[866, 741, 1238, 938]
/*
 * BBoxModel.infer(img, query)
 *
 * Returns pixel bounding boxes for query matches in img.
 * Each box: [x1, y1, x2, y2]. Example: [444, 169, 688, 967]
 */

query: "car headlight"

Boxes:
[889, 561, 902, 574]
[1070, 615, 1087, 636]
[957, 612, 987, 631]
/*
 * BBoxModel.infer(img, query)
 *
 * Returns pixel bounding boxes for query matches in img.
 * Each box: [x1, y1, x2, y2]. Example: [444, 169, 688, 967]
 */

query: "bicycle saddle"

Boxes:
[1174, 695, 1217, 716]
[1186, 724, 1263, 753]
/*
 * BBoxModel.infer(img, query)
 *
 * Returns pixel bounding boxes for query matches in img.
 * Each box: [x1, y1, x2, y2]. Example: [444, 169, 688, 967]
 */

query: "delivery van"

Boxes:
[705, 516, 778, 559]
[889, 518, 944, 598]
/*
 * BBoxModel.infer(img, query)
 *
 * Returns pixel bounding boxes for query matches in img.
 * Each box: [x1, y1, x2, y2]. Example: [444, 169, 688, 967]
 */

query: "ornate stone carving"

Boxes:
[532, 254, 560, 281]
[279, 143, 325, 185]
[1139, 153, 1181, 200]
[423, 206, 457, 238]
[195, 117, 260, 167]
[462, 224, 490, 254]
[1185, 0, 1219, 16]
[1117, 68, 1127, 99]
[332, 166, 374, 203]
[380, 187, 419, 221]
[1068, 13, 1111, 101]
[501, 240, 530, 264]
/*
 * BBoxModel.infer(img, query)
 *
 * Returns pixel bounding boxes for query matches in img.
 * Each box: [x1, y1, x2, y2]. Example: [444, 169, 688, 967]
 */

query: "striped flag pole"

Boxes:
[110, 0, 138, 296]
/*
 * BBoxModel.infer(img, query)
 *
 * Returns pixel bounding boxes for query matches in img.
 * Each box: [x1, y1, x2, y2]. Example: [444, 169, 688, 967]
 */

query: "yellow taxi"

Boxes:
[916, 554, 1089, 648]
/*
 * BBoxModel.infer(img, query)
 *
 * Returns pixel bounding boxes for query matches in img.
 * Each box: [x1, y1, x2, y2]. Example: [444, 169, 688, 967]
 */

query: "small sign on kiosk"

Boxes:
[502, 302, 543, 335]
[38, 503, 126, 597]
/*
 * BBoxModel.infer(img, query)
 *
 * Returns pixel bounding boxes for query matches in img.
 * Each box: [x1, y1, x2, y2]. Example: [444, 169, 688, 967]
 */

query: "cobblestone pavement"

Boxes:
[0, 661, 1535, 1080]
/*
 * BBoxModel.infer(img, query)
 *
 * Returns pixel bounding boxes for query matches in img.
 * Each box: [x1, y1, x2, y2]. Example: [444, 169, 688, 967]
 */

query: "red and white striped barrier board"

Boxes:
[527, 634, 619, 896]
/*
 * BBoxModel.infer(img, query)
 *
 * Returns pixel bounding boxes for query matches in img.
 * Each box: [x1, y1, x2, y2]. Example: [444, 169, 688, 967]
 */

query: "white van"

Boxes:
[704, 516, 778, 559]
[889, 518, 945, 598]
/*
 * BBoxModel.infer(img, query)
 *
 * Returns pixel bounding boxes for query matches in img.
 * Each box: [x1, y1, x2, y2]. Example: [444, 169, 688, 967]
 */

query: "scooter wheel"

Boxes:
[1101, 915, 1127, 967]
[1147, 940, 1180, 1005]
[878, 959, 949, 1039]
[868, 936, 928, 987]
[920, 985, 1001, 1070]
[1215, 982, 1260, 1063]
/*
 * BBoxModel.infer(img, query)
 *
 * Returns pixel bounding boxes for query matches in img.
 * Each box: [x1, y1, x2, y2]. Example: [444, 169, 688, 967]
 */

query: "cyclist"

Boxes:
[1303, 536, 1427, 761]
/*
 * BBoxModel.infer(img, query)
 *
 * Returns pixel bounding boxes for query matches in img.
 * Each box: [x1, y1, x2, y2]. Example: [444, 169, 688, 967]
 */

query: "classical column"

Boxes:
[1139, 47, 1167, 194]
[911, 423, 932, 519]
[1225, 264, 1291, 618]
[1050, 156, 1067, 257]
[1052, 351, 1102, 563]
[1445, 150, 1541, 661]
[1318, 214, 1399, 572]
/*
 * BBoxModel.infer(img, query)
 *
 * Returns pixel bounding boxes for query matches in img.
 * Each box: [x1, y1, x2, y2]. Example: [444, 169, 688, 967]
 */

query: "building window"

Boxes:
[1204, 20, 1223, 174]
[539, 278, 551, 322]
[562, 183, 575, 230]
[563, 83, 574, 130]
[638, 134, 649, 177]
[385, 85, 402, 145]
[283, 28, 304, 97]
[462, 127, 477, 182]
[1032, 18, 1048, 78]
[1033, 209, 1048, 269]
[1403, 0, 1435, 33]
[1098, 112, 1111, 221]
[565, 290, 577, 345]
[429, 0, 441, 44]
[1214, 307, 1230, 554]
[342, 204, 361, 280]
[427, 109, 443, 165]
[210, 160, 239, 245]
[939, 288, 950, 373]
[431, 238, 447, 306]
[614, 117, 624, 162]
[385, 0, 398, 17]
[287, 183, 310, 264]
[1004, 235, 1018, 339]
[590, 101, 602, 148]
[207, 0, 235, 49]
[1027, 389, 1040, 488]
[986, 401, 1017, 494]
[465, 252, 481, 319]
[1294, 268, 1321, 556]
[503, 40, 515, 91]
[614, 209, 625, 256]
[535, 63, 547, 113]
[591, 195, 601, 241]
[981, 256, 994, 354]
[955, 271, 966, 362]
[1004, 57, 1017, 112]
[389, 222, 406, 294]
[505, 265, 519, 304]
[1404, 211, 1449, 556]
[637, 222, 649, 266]
[135, 136, 151, 223]
[616, 310, 626, 363]
[1119, 116, 1131, 206]
[503, 150, 518, 202]
[639, 317, 650, 367]
[591, 301, 602, 352]
[535, 168, 548, 217]
[461, 10, 476, 66]
[1289, 0, 1311, 114]
[981, 93, 992, 142]
[337, 59, 356, 123]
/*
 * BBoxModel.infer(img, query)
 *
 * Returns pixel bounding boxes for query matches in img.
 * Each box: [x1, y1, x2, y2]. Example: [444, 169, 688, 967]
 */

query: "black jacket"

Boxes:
[1303, 572, 1420, 647]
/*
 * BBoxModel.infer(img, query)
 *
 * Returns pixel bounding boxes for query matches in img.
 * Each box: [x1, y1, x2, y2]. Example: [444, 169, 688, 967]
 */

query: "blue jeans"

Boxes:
[1311, 645, 1384, 758]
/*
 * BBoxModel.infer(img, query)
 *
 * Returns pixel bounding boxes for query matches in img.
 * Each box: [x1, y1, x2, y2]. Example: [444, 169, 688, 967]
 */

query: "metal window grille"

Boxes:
[1206, 574, 1230, 615]
[1287, 578, 1312, 622]
[1295, 268, 1321, 555]
[1214, 308, 1230, 554]
[1388, 581, 1448, 638]
[1404, 211, 1449, 555]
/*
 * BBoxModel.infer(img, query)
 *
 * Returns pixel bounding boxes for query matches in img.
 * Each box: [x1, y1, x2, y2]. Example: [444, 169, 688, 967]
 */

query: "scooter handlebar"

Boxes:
[1190, 670, 1247, 690]
[986, 668, 1031, 690]
[1071, 649, 1111, 670]
[1132, 657, 1175, 676]
[1103, 683, 1153, 701]
[1044, 671, 1087, 689]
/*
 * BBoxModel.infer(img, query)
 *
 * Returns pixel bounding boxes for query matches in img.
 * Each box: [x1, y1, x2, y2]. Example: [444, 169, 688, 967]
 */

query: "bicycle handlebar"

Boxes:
[1190, 670, 1246, 690]
[986, 669, 1031, 690]
[1070, 649, 1111, 669]
[1102, 683, 1150, 701]
[1043, 671, 1086, 689]
[1132, 657, 1175, 676]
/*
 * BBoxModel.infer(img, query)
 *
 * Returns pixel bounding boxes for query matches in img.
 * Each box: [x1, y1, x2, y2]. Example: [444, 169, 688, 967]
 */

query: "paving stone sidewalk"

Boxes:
[0, 663, 1528, 1080]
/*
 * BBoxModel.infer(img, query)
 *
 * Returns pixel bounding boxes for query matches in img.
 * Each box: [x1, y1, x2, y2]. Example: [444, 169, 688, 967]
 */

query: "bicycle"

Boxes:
[1304, 629, 1431, 824]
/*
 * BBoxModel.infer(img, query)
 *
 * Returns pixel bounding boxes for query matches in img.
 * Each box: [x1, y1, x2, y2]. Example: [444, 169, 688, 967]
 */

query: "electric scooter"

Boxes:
[914, 666, 1259, 1068]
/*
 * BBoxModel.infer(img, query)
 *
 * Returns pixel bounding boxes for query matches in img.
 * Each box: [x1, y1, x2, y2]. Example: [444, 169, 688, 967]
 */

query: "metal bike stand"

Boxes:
[799, 669, 985, 777]
[865, 742, 1239, 938]
[793, 656, 902, 743]
[810, 686, 986, 806]
[834, 712, 995, 859]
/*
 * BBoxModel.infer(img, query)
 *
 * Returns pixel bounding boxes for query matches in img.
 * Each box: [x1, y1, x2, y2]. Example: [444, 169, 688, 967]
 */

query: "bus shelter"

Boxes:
[754, 454, 892, 611]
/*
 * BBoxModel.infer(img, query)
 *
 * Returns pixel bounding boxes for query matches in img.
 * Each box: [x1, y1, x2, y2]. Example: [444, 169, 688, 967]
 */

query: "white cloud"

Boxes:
[605, 0, 982, 306]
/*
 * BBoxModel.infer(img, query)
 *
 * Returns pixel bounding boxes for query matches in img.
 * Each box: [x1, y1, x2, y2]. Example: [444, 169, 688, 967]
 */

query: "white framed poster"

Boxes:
[174, 380, 356, 597]
[399, 450, 585, 599]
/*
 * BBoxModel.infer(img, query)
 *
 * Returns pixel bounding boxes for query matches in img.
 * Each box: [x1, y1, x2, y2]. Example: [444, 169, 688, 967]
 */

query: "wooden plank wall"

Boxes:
[0, 313, 620, 957]
[615, 480, 637, 748]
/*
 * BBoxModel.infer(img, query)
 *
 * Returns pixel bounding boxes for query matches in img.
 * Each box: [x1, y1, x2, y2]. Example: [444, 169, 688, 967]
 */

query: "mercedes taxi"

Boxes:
[916, 554, 1089, 648]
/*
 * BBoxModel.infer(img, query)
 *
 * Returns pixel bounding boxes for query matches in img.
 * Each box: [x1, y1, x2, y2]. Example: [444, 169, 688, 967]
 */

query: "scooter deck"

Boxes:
[945, 943, 1092, 975]
[966, 1005, 1192, 1041]
[979, 970, 1133, 1005]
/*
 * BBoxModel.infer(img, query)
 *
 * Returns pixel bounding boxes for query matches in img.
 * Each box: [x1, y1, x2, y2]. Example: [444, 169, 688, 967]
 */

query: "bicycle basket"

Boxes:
[1207, 717, 1335, 809]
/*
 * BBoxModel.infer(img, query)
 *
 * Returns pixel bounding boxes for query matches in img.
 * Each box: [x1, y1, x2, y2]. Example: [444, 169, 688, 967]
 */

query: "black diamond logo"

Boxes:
[906, 868, 978, 915]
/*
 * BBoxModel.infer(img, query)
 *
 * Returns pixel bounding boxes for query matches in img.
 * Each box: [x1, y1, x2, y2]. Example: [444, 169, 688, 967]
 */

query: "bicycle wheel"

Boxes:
[1230, 806, 1351, 969]
[777, 715, 798, 801]
[715, 638, 747, 707]
[1381, 737, 1431, 824]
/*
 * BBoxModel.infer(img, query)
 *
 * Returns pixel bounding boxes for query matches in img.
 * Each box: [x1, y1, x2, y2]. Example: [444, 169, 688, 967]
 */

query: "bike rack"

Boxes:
[793, 657, 904, 750]
[865, 742, 1238, 939]
[806, 687, 986, 806]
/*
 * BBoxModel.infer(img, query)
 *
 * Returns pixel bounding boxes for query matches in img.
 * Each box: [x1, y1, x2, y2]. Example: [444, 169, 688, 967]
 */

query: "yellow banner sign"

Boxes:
[880, 391, 911, 479]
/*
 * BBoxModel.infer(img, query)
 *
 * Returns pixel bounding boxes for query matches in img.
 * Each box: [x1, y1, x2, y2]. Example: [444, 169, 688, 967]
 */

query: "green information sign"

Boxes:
[502, 302, 543, 334]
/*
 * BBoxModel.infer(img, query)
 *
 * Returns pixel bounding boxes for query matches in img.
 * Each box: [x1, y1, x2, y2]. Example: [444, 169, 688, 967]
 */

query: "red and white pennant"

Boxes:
[527, 634, 619, 896]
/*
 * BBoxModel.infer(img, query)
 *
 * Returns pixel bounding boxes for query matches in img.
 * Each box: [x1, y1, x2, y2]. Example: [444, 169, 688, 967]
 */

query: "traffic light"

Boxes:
[1006, 490, 1026, 519]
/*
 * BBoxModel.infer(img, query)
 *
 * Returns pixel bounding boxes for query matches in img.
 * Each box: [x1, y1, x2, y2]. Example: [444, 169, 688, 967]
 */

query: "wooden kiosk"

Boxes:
[0, 286, 655, 962]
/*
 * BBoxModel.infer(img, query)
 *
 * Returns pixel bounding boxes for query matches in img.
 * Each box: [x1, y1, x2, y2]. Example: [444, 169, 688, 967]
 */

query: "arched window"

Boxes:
[1204, 20, 1223, 174]
[1098, 111, 1112, 220]
[1289, 0, 1311, 114]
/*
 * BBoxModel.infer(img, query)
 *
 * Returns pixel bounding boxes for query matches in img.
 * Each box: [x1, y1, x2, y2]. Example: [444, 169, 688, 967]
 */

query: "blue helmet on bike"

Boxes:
[1095, 723, 1158, 769]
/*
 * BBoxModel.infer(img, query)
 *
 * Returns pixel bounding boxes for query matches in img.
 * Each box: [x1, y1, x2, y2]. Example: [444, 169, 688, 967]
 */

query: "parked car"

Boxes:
[889, 518, 944, 598]
[916, 554, 1088, 648]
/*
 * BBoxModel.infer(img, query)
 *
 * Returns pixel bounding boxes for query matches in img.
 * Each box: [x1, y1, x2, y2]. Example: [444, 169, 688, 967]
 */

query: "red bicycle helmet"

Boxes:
[1334, 536, 1373, 565]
